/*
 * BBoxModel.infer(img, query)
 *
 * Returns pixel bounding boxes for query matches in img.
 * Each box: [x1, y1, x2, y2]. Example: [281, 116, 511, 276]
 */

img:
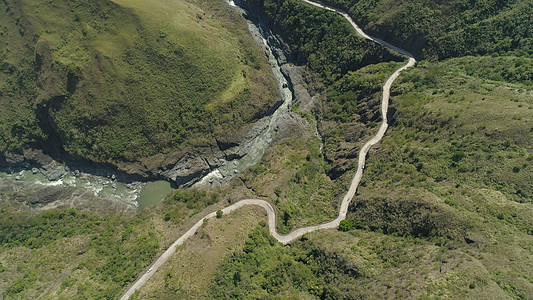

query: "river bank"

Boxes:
[0, 165, 172, 209]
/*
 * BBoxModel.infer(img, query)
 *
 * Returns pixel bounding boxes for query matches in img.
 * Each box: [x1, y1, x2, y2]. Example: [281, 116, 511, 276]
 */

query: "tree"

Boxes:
[216, 210, 223, 219]
[338, 219, 354, 232]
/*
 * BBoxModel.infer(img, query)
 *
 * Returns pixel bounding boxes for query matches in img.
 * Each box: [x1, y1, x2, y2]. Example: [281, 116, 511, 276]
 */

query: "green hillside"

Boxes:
[0, 188, 223, 298]
[206, 1, 532, 298]
[0, 0, 531, 298]
[206, 56, 533, 299]
[320, 0, 532, 58]
[0, 205, 159, 299]
[0, 0, 277, 166]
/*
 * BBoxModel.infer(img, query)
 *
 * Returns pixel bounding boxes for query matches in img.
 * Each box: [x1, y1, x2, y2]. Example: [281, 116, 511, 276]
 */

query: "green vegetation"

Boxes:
[0, 185, 223, 298]
[156, 188, 221, 225]
[348, 194, 469, 241]
[338, 219, 354, 231]
[319, 0, 532, 59]
[321, 61, 404, 178]
[240, 0, 402, 83]
[238, 122, 340, 233]
[0, 204, 160, 299]
[365, 56, 532, 204]
[0, 0, 277, 168]
[130, 206, 266, 299]
[208, 223, 364, 298]
[341, 55, 532, 298]
[209, 182, 531, 299]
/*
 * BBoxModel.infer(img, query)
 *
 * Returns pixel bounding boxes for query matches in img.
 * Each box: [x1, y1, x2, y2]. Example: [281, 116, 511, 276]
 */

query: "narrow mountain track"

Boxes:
[120, 1, 415, 298]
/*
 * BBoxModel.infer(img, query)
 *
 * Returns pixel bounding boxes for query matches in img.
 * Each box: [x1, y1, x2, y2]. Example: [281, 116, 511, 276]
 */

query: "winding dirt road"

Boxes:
[120, 1, 415, 298]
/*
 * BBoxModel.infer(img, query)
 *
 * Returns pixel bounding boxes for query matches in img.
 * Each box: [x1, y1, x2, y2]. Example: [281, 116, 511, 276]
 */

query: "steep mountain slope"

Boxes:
[0, 0, 277, 174]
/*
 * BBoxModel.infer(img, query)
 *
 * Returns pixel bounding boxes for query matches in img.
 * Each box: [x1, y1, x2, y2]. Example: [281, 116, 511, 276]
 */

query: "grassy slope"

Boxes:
[364, 56, 532, 204]
[0, 204, 160, 299]
[0, 187, 226, 299]
[205, 56, 532, 299]
[0, 0, 45, 152]
[130, 206, 266, 299]
[0, 0, 277, 166]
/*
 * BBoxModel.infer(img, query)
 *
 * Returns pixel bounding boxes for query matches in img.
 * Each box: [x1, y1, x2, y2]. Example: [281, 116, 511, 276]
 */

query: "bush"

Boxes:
[208, 226, 361, 298]
[348, 197, 466, 239]
[338, 219, 354, 231]
[172, 189, 218, 212]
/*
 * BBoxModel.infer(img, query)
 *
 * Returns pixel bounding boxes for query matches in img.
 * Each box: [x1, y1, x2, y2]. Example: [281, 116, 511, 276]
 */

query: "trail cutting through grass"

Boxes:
[121, 1, 415, 298]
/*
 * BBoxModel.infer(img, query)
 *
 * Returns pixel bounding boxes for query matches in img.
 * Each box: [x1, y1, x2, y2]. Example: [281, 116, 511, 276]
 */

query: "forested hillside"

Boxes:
[319, 0, 532, 58]
[0, 0, 277, 169]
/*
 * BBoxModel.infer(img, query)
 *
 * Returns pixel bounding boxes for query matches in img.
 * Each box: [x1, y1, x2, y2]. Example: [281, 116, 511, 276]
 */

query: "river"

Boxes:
[0, 168, 173, 209]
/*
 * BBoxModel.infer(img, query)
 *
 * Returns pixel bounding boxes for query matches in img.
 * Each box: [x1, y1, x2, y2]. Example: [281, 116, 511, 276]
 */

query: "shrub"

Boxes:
[338, 219, 354, 231]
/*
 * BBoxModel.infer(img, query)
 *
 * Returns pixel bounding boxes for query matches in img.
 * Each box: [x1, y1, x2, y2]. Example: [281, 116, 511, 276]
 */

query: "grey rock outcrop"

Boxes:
[281, 64, 316, 114]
